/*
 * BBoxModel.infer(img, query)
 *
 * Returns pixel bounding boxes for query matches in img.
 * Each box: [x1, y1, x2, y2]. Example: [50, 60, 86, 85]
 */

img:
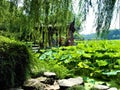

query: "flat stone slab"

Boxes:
[44, 81, 60, 90]
[36, 77, 47, 82]
[108, 87, 118, 90]
[44, 72, 56, 77]
[23, 78, 45, 90]
[58, 77, 83, 87]
[23, 78, 40, 87]
[94, 85, 109, 90]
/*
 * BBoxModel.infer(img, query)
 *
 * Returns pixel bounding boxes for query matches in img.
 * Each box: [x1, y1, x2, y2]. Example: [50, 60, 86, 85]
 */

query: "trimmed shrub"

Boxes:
[0, 36, 31, 89]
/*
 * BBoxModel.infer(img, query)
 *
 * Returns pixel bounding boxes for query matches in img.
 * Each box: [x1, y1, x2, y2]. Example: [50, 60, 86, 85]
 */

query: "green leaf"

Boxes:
[78, 62, 89, 68]
[114, 65, 120, 69]
[96, 60, 108, 67]
[102, 70, 120, 76]
[117, 59, 120, 65]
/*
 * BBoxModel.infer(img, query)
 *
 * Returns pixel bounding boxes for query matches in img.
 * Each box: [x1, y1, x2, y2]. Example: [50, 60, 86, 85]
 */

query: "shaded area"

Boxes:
[0, 36, 32, 89]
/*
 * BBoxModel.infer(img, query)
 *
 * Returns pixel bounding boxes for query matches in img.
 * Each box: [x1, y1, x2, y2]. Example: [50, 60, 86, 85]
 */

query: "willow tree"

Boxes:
[78, 0, 119, 38]
[0, 0, 25, 40]
[23, 0, 74, 48]
[96, 0, 117, 38]
[0, 0, 10, 31]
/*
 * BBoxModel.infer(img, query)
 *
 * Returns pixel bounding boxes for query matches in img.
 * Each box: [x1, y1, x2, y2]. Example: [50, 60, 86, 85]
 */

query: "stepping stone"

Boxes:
[58, 77, 83, 87]
[23, 78, 45, 90]
[94, 84, 109, 90]
[44, 81, 60, 90]
[44, 72, 56, 78]
[108, 87, 118, 90]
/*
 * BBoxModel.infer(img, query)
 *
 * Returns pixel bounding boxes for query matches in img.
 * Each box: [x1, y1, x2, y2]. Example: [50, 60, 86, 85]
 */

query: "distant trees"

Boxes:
[108, 29, 120, 40]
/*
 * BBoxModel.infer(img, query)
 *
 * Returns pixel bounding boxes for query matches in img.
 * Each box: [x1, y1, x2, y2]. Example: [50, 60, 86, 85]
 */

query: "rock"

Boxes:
[94, 85, 109, 90]
[23, 78, 45, 90]
[44, 72, 56, 78]
[23, 76, 59, 90]
[44, 81, 60, 90]
[108, 87, 118, 90]
[58, 77, 83, 87]
[42, 78, 55, 85]
[36, 77, 47, 82]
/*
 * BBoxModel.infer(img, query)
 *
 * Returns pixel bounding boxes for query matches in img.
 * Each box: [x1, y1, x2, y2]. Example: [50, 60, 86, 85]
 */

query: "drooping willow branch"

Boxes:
[96, 0, 116, 36]
[78, 0, 117, 37]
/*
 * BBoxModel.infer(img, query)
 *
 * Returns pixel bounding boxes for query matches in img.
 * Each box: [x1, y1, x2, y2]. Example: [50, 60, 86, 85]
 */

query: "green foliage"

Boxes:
[96, 60, 108, 67]
[0, 36, 32, 89]
[74, 32, 84, 40]
[30, 59, 49, 77]
[67, 85, 85, 90]
[109, 78, 120, 89]
[38, 40, 120, 83]
[31, 55, 69, 79]
[0, 0, 75, 48]
[102, 70, 120, 76]
[49, 61, 69, 79]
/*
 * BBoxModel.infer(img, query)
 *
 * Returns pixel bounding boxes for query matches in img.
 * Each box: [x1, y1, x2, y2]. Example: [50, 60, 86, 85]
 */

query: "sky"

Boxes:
[18, 0, 23, 7]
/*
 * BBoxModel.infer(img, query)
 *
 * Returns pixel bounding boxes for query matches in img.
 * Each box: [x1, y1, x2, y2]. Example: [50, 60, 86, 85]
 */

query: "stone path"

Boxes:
[9, 72, 119, 90]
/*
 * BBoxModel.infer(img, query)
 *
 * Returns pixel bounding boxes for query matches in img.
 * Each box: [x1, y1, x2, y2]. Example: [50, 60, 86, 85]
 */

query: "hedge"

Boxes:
[0, 36, 32, 89]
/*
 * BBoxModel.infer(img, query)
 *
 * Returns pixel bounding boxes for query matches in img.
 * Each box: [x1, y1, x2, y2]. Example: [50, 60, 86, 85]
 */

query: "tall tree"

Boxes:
[96, 0, 116, 37]
[1, 0, 76, 48]
[23, 0, 74, 48]
[0, 0, 10, 31]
